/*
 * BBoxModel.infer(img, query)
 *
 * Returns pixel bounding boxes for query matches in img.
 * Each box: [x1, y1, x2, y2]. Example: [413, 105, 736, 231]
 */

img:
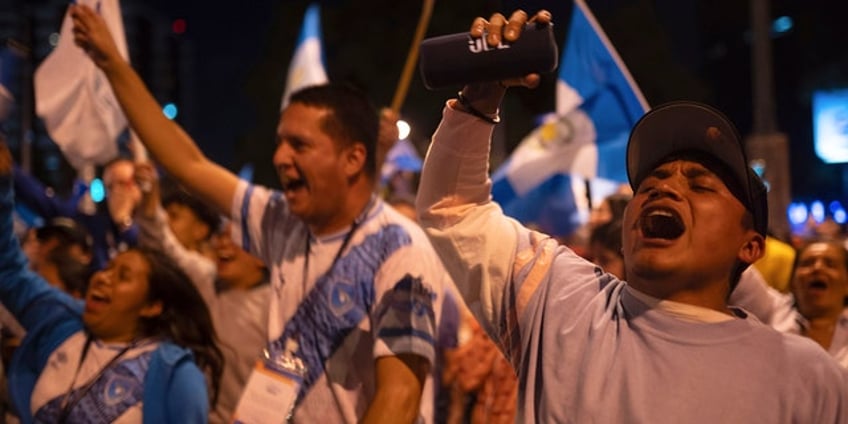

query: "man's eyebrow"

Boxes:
[683, 166, 714, 179]
[646, 167, 671, 180]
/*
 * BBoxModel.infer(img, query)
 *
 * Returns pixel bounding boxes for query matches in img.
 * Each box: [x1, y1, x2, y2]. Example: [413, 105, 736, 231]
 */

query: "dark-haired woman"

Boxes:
[0, 143, 223, 423]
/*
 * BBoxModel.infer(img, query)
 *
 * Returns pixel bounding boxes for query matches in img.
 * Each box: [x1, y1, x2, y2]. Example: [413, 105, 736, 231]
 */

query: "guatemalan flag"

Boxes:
[380, 138, 422, 184]
[34, 0, 130, 171]
[281, 3, 328, 109]
[491, 0, 649, 237]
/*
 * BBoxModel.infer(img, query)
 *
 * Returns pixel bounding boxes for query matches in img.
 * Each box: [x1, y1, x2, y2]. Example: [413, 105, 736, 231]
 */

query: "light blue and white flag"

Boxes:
[34, 0, 129, 171]
[281, 3, 328, 109]
[380, 138, 422, 184]
[491, 0, 648, 237]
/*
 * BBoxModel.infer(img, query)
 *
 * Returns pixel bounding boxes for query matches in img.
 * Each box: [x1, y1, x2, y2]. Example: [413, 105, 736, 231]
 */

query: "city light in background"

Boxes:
[89, 178, 105, 203]
[162, 103, 178, 120]
[397, 120, 410, 140]
[788, 199, 848, 226]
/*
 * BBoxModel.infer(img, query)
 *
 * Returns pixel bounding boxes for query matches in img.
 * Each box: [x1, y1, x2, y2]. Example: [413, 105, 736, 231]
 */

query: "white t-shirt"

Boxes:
[231, 181, 453, 423]
[31, 331, 159, 423]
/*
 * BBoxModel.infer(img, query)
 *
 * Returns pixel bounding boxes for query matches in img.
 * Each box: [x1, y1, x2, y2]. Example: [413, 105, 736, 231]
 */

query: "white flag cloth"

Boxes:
[280, 4, 328, 109]
[35, 0, 129, 171]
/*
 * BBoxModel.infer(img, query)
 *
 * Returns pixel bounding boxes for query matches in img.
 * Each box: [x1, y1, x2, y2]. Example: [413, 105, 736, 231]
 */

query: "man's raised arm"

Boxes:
[416, 10, 552, 334]
[70, 4, 238, 215]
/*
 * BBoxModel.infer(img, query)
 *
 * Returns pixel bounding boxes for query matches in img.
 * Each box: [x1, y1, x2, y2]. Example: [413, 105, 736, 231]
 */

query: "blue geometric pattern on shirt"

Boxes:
[269, 224, 416, 402]
[33, 350, 153, 423]
[375, 274, 437, 346]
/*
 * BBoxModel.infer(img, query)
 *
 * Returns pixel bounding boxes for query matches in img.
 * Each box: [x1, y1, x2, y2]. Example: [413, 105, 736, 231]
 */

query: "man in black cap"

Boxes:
[416, 9, 847, 423]
[28, 217, 92, 270]
[26, 217, 93, 297]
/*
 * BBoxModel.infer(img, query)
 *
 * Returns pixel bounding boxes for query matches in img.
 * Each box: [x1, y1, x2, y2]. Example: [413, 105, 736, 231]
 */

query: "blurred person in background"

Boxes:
[0, 139, 224, 423]
[135, 161, 270, 423]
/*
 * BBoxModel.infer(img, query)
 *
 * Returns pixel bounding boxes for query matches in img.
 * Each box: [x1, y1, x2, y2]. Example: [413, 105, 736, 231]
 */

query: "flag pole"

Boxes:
[390, 0, 434, 114]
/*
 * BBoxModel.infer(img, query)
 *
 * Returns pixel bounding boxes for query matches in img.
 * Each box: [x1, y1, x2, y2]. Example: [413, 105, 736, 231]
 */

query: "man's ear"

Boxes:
[343, 142, 367, 177]
[738, 232, 765, 265]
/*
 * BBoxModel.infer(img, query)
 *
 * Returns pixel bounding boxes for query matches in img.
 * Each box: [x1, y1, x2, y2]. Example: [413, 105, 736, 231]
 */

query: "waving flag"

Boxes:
[34, 0, 130, 171]
[381, 138, 422, 184]
[491, 0, 648, 237]
[281, 3, 328, 109]
[557, 0, 648, 183]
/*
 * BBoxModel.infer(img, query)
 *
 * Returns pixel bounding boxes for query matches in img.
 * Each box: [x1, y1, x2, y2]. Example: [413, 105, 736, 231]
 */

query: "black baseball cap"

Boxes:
[35, 217, 94, 252]
[626, 101, 768, 237]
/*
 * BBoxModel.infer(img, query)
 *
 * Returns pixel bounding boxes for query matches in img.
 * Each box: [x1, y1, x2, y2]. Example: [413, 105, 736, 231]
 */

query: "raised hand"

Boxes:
[69, 3, 123, 70]
[133, 161, 161, 219]
[468, 9, 552, 90]
[455, 9, 552, 118]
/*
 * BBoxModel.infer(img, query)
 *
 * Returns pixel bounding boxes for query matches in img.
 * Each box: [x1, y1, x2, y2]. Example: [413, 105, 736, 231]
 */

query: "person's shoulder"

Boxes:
[775, 331, 846, 378]
[370, 201, 430, 242]
[151, 341, 194, 366]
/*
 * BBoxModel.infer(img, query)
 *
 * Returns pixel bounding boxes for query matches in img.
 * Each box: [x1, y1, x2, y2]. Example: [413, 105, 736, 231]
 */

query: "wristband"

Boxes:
[456, 92, 501, 124]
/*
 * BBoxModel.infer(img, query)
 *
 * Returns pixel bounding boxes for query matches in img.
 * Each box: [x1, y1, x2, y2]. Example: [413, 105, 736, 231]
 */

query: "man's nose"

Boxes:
[91, 269, 113, 287]
[272, 142, 294, 166]
[648, 181, 683, 201]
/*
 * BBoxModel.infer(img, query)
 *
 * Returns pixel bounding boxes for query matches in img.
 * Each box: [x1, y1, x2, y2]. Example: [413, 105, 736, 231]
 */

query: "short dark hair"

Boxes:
[162, 189, 221, 240]
[589, 219, 623, 257]
[36, 217, 93, 254]
[288, 84, 379, 178]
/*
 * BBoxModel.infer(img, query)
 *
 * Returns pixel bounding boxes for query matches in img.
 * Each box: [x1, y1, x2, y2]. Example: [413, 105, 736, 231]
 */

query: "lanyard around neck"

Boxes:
[58, 334, 138, 423]
[301, 195, 376, 291]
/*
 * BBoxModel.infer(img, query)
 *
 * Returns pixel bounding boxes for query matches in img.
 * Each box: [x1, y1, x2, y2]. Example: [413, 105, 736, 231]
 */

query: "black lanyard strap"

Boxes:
[301, 194, 376, 290]
[57, 334, 138, 423]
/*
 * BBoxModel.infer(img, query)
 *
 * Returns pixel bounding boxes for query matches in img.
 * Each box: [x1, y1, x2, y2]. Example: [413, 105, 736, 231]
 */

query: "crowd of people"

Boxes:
[0, 4, 844, 423]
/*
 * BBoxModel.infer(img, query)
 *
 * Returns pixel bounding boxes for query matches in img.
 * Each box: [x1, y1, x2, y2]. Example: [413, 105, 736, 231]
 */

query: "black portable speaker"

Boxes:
[418, 24, 558, 90]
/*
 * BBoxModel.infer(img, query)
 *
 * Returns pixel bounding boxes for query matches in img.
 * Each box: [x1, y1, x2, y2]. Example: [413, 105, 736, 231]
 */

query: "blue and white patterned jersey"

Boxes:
[231, 180, 452, 423]
[32, 332, 159, 423]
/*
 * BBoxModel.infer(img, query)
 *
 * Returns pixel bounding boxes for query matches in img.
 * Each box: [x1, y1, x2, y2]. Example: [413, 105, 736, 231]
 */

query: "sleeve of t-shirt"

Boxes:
[230, 179, 291, 266]
[370, 240, 444, 366]
[417, 105, 604, 365]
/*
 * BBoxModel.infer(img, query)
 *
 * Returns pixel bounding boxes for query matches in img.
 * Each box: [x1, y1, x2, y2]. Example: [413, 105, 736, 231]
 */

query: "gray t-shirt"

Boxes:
[418, 106, 848, 423]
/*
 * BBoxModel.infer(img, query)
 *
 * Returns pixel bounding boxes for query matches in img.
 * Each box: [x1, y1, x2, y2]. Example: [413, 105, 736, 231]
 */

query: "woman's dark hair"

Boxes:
[133, 247, 224, 406]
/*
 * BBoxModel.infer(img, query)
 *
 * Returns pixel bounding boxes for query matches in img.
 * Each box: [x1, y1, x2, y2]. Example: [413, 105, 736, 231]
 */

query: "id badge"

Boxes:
[232, 360, 303, 424]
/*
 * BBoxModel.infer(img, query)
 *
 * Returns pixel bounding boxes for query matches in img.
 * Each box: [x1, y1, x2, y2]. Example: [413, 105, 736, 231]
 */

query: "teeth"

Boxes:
[647, 210, 673, 217]
[640, 208, 685, 240]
